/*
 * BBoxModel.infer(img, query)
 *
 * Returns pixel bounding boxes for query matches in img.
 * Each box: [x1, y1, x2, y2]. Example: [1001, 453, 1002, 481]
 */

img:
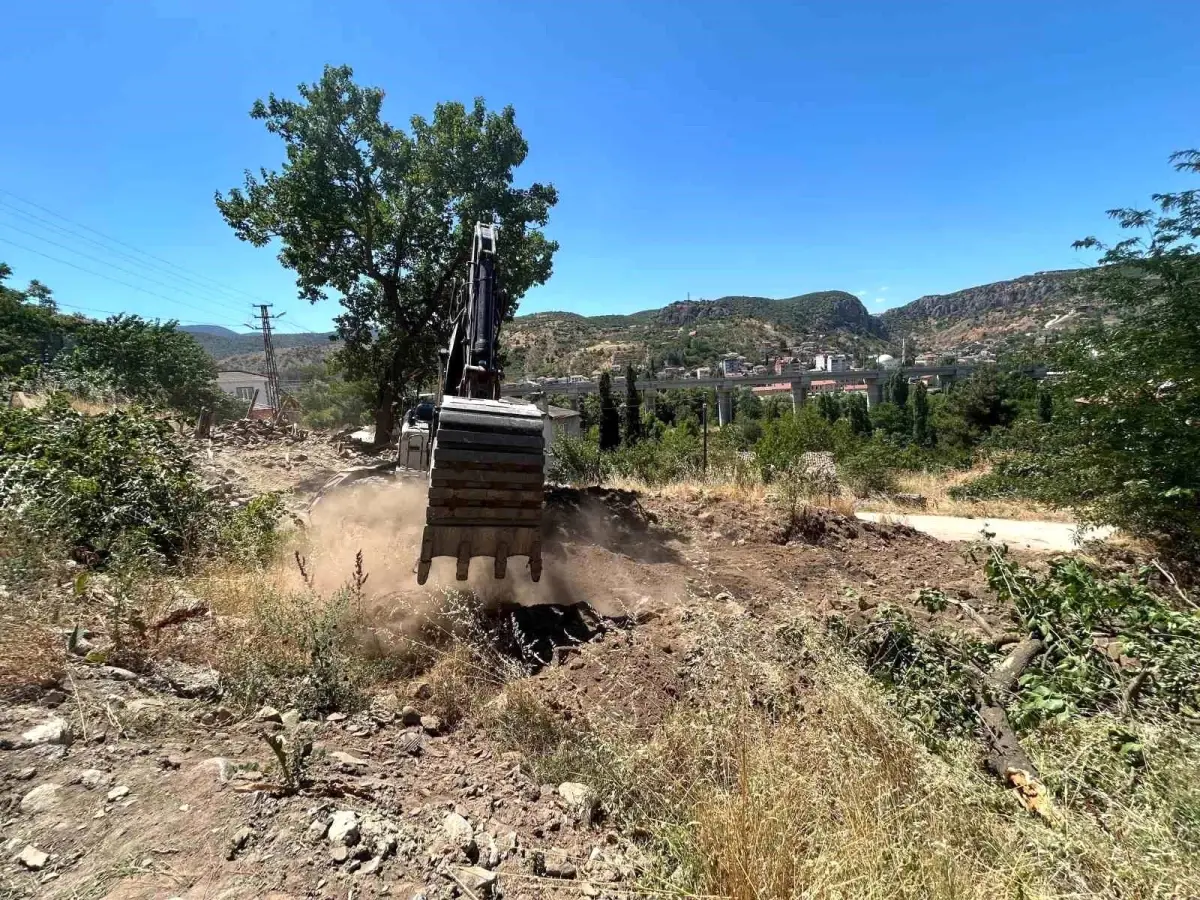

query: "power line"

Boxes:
[0, 237, 246, 329]
[0, 220, 253, 318]
[0, 187, 276, 308]
[0, 200, 250, 318]
[0, 187, 334, 334]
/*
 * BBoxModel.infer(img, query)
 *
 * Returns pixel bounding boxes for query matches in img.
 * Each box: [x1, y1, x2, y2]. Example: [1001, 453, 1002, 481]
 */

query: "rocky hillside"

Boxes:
[881, 270, 1087, 340]
[504, 290, 886, 378]
[198, 273, 1092, 377]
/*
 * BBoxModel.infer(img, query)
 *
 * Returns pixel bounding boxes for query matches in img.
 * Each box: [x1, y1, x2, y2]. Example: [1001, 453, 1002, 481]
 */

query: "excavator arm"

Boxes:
[416, 223, 545, 585]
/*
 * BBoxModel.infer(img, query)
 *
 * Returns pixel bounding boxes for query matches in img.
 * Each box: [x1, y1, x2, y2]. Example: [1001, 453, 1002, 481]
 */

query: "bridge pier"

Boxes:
[572, 394, 583, 412]
[936, 373, 954, 393]
[717, 388, 733, 427]
[790, 379, 807, 414]
[643, 389, 656, 417]
[864, 378, 883, 408]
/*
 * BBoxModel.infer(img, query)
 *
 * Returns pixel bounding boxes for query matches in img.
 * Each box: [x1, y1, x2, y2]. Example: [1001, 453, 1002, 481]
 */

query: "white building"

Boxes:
[695, 366, 713, 378]
[813, 353, 850, 373]
[216, 370, 273, 411]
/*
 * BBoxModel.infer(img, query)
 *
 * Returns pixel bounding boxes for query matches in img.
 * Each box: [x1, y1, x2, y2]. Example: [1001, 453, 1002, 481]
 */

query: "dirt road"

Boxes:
[855, 511, 1113, 552]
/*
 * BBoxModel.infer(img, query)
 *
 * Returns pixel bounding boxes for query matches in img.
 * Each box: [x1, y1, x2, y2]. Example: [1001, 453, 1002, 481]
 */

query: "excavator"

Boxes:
[412, 222, 545, 585]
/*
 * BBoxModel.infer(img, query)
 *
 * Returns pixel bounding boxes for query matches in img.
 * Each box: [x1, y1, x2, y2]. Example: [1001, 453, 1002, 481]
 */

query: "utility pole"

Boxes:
[246, 304, 285, 415]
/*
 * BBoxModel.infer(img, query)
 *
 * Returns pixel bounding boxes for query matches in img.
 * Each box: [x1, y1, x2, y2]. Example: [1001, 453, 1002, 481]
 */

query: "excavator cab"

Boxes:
[415, 223, 545, 585]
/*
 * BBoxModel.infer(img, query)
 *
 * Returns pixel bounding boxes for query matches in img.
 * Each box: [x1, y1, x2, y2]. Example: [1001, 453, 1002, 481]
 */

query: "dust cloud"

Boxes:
[294, 478, 686, 632]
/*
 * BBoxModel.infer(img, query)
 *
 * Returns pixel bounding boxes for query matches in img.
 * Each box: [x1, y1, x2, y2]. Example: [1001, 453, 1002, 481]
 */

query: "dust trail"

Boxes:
[295, 479, 685, 635]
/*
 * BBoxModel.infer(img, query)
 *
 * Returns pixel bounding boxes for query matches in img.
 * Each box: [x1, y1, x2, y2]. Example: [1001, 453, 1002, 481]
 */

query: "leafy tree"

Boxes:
[735, 386, 762, 421]
[846, 392, 872, 436]
[815, 391, 841, 423]
[0, 266, 70, 377]
[946, 367, 1017, 438]
[216, 64, 558, 438]
[24, 280, 55, 312]
[985, 151, 1200, 552]
[623, 364, 642, 446]
[912, 380, 933, 446]
[598, 372, 620, 451]
[65, 314, 218, 414]
[1037, 386, 1054, 424]
[870, 401, 910, 439]
[885, 370, 909, 408]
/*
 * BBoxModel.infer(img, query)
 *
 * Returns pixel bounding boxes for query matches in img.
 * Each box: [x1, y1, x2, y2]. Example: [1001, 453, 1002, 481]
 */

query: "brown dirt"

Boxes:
[1, 463, 1037, 899]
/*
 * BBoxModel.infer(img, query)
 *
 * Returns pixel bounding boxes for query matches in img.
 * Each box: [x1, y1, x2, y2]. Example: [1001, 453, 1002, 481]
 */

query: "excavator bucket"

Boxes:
[416, 395, 545, 585]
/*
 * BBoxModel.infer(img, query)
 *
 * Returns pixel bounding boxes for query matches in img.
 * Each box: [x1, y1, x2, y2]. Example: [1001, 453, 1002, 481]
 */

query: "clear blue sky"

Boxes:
[1, 0, 1196, 334]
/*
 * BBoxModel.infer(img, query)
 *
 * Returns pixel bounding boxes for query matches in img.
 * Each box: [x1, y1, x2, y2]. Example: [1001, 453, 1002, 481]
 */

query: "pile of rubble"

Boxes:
[206, 418, 312, 448]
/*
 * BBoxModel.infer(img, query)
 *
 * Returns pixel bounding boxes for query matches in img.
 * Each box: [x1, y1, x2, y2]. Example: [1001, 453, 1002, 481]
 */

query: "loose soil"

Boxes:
[0, 457, 1039, 899]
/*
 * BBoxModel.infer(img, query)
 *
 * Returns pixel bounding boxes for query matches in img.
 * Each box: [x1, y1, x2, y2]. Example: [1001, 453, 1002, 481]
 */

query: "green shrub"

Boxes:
[838, 441, 901, 497]
[0, 401, 279, 565]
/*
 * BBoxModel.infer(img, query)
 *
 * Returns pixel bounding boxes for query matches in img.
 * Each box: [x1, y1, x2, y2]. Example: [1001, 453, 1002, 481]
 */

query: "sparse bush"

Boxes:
[548, 435, 603, 485]
[838, 441, 901, 497]
[217, 562, 378, 716]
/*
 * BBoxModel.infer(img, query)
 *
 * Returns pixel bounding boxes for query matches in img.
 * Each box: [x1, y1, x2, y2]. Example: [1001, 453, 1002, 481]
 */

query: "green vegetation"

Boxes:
[955, 152, 1200, 556]
[2, 263, 228, 417]
[0, 400, 281, 565]
[216, 63, 558, 438]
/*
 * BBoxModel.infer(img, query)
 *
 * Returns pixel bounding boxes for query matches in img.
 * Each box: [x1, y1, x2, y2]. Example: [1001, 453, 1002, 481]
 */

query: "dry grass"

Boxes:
[504, 609, 1200, 900]
[858, 467, 1076, 522]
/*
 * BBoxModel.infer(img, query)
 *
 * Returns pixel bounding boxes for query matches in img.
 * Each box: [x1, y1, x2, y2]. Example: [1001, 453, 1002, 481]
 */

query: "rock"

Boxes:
[14, 767, 36, 781]
[281, 709, 301, 729]
[307, 819, 328, 843]
[360, 856, 382, 876]
[98, 665, 138, 681]
[19, 783, 62, 814]
[329, 751, 369, 775]
[107, 785, 130, 802]
[330, 845, 350, 865]
[158, 660, 220, 700]
[442, 813, 476, 855]
[396, 732, 424, 756]
[78, 769, 110, 789]
[327, 810, 360, 846]
[326, 712, 347, 723]
[419, 715, 443, 736]
[213, 706, 235, 725]
[39, 689, 67, 708]
[538, 850, 577, 879]
[199, 757, 234, 783]
[226, 826, 253, 860]
[124, 698, 168, 728]
[399, 706, 422, 726]
[411, 681, 433, 701]
[558, 782, 597, 818]
[21, 717, 73, 747]
[452, 866, 497, 898]
[256, 706, 283, 724]
[17, 845, 49, 871]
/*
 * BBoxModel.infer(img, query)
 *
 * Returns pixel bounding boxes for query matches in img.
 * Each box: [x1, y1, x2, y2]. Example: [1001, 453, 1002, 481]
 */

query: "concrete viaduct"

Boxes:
[501, 365, 977, 427]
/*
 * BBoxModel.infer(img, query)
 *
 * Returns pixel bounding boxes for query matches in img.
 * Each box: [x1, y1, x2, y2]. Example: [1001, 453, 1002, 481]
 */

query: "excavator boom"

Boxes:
[415, 223, 545, 584]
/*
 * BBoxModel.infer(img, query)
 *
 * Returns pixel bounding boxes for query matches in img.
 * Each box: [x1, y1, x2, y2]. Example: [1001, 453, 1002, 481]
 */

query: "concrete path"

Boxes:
[855, 512, 1114, 552]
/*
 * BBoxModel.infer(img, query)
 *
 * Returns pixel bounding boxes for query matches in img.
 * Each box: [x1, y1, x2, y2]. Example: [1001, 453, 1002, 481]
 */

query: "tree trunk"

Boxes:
[374, 379, 396, 446]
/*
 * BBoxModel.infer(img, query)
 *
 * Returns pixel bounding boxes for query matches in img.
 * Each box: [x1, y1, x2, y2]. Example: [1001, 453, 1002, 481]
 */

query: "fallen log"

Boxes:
[984, 638, 1046, 699]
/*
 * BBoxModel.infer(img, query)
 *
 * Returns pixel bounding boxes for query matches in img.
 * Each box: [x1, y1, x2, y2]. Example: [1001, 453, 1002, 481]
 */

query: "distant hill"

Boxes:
[180, 324, 241, 338]
[194, 273, 1093, 379]
[505, 290, 887, 377]
[880, 270, 1089, 348]
[187, 328, 335, 360]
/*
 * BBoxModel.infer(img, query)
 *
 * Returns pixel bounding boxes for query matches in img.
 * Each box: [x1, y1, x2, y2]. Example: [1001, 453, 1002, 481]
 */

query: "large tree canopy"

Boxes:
[215, 65, 558, 436]
[981, 151, 1200, 552]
